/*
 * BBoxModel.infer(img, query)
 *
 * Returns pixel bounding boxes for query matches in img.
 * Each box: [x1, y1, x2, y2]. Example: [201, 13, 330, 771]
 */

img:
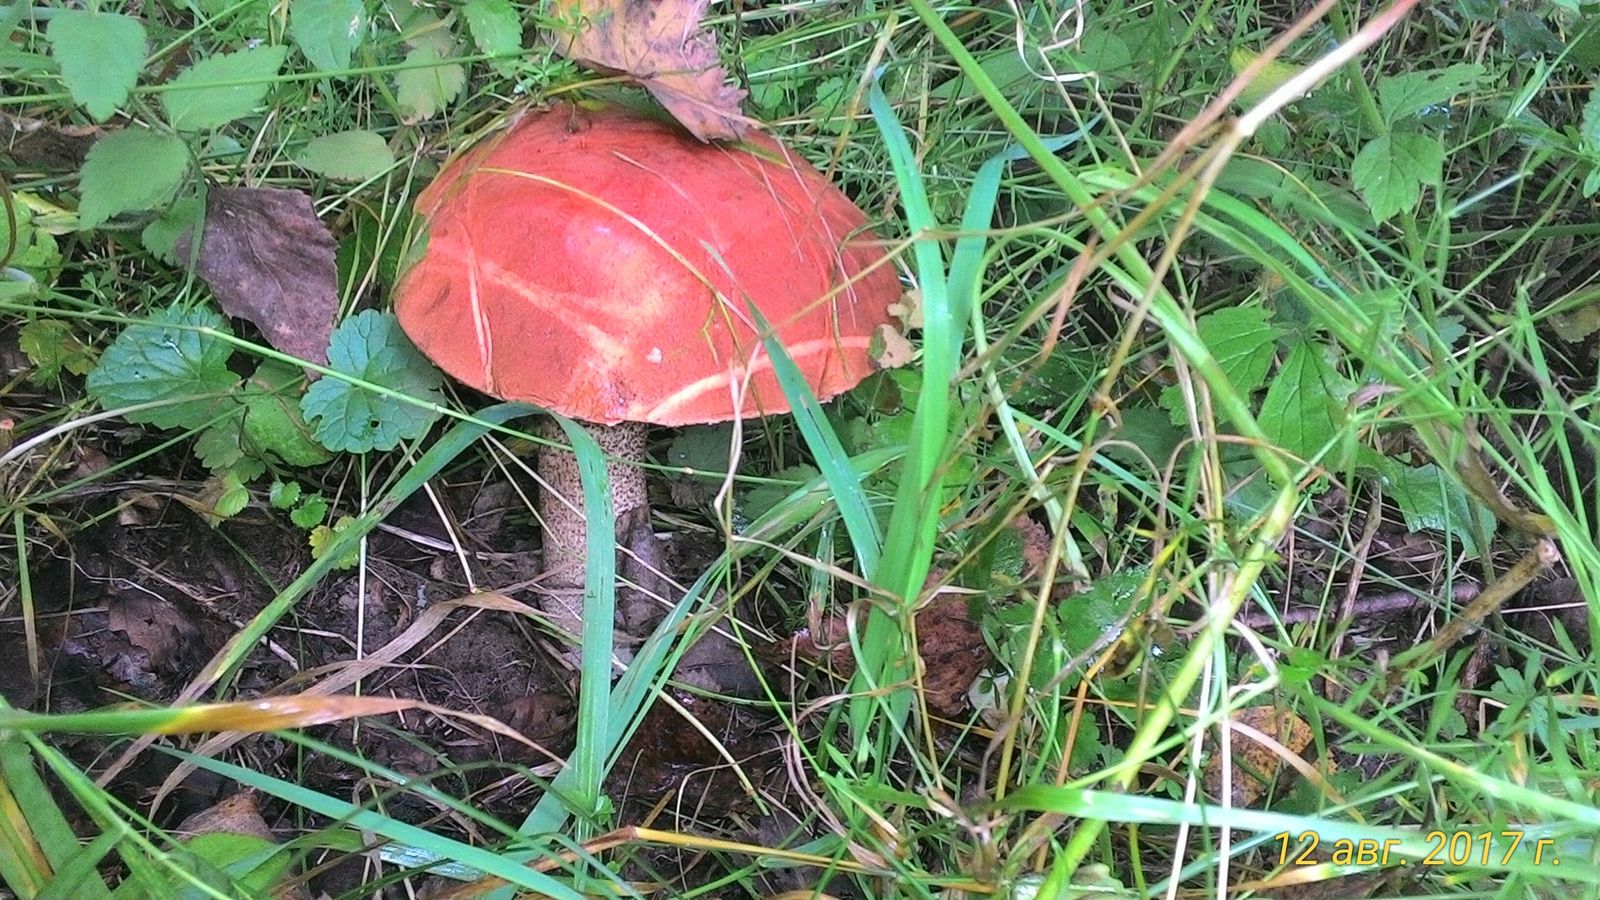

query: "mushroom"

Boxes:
[394, 102, 901, 663]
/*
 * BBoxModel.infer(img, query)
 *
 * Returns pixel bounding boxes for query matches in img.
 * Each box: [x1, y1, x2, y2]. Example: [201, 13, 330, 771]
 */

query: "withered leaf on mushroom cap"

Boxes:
[547, 0, 749, 142]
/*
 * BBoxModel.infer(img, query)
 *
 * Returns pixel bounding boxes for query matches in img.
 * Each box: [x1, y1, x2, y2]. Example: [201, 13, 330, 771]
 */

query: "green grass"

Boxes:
[4, 0, 1600, 896]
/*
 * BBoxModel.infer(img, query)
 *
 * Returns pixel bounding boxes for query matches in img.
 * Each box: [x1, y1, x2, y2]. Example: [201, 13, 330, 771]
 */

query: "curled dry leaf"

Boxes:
[548, 0, 749, 141]
[183, 186, 338, 366]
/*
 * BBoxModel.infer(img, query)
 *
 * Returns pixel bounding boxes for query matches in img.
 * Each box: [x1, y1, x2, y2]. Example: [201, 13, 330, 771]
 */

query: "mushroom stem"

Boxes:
[535, 419, 657, 652]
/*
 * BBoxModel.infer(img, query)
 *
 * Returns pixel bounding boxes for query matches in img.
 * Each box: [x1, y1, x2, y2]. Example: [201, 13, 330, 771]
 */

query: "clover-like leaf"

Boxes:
[85, 305, 239, 430]
[300, 310, 443, 453]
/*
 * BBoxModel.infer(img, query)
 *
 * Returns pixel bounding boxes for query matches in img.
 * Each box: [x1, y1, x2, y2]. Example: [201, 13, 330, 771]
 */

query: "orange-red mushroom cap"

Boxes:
[394, 103, 902, 426]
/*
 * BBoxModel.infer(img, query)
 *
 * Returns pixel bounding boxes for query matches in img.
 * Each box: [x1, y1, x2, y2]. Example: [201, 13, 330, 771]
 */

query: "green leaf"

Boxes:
[85, 306, 239, 430]
[162, 44, 287, 131]
[268, 479, 302, 509]
[1160, 307, 1281, 425]
[296, 130, 395, 181]
[1376, 63, 1483, 124]
[1257, 340, 1344, 463]
[213, 470, 251, 518]
[241, 360, 335, 466]
[1581, 83, 1600, 149]
[18, 320, 96, 385]
[1351, 131, 1443, 223]
[195, 419, 248, 472]
[394, 44, 465, 123]
[0, 203, 62, 277]
[300, 310, 443, 453]
[77, 128, 191, 230]
[664, 423, 735, 478]
[141, 193, 207, 265]
[1379, 461, 1495, 557]
[289, 494, 329, 528]
[462, 0, 522, 64]
[289, 0, 367, 72]
[45, 10, 146, 121]
[309, 516, 360, 568]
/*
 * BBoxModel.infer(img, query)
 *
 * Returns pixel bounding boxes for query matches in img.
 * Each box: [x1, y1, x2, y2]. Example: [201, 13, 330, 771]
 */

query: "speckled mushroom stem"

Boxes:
[534, 419, 652, 653]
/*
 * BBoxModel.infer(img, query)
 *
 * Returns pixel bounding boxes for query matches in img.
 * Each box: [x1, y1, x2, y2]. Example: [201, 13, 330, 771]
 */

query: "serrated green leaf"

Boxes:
[213, 470, 251, 518]
[1376, 63, 1483, 125]
[300, 310, 443, 453]
[462, 0, 521, 70]
[309, 516, 360, 567]
[290, 494, 329, 528]
[85, 305, 239, 430]
[1257, 340, 1343, 462]
[296, 130, 395, 181]
[1351, 131, 1443, 223]
[18, 320, 96, 384]
[241, 360, 334, 466]
[394, 44, 465, 123]
[45, 10, 146, 121]
[162, 44, 286, 131]
[290, 0, 366, 72]
[1160, 307, 1281, 425]
[1379, 461, 1495, 557]
[195, 420, 248, 471]
[269, 479, 302, 509]
[77, 128, 191, 230]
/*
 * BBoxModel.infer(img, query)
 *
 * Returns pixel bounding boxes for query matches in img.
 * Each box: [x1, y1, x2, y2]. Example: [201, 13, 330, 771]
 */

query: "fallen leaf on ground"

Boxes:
[548, 0, 749, 141]
[1204, 705, 1316, 807]
[789, 591, 990, 717]
[182, 186, 338, 366]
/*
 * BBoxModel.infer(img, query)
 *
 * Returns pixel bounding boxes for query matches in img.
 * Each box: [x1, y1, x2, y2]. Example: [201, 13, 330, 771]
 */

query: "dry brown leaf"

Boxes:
[1204, 705, 1315, 807]
[870, 323, 914, 370]
[184, 186, 338, 366]
[548, 0, 749, 141]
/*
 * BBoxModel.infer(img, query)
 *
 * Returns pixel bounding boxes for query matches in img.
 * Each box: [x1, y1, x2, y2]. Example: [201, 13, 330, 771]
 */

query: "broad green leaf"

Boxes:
[300, 310, 443, 453]
[77, 128, 190, 230]
[1160, 307, 1281, 425]
[240, 359, 334, 466]
[85, 306, 239, 430]
[462, 0, 522, 65]
[1379, 461, 1495, 557]
[296, 130, 395, 181]
[1351, 131, 1443, 223]
[289, 0, 366, 72]
[1376, 63, 1483, 124]
[394, 44, 465, 123]
[1257, 339, 1343, 463]
[45, 10, 146, 121]
[162, 44, 287, 131]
